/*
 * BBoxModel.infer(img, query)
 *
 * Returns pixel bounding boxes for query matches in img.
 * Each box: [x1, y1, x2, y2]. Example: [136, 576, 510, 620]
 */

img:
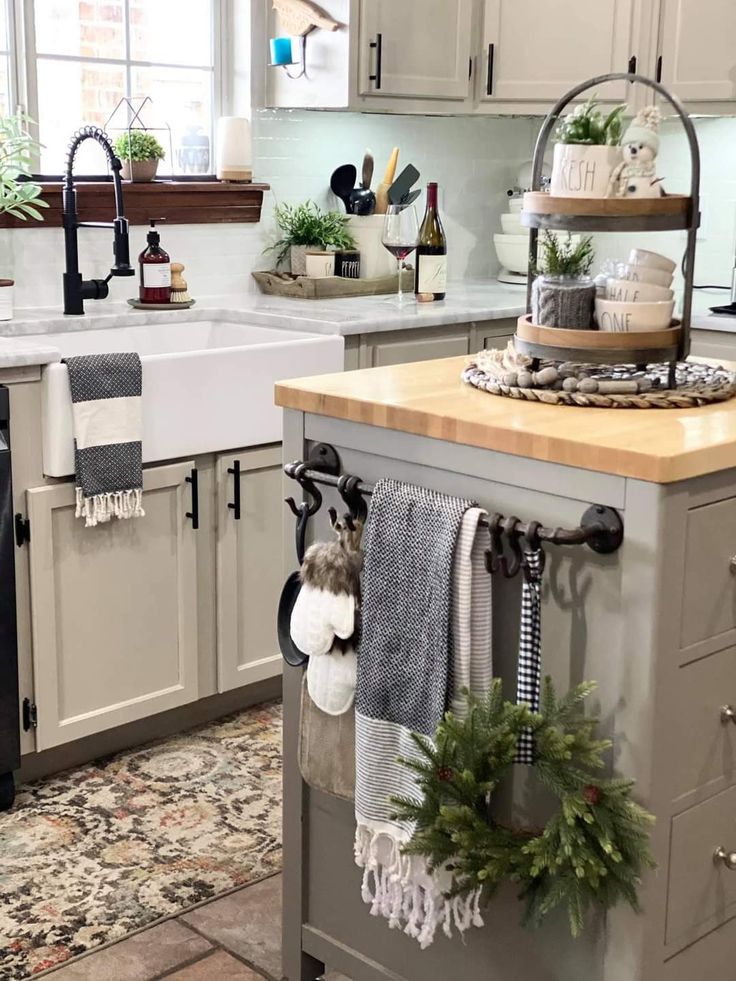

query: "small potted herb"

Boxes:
[550, 97, 626, 198]
[532, 232, 596, 329]
[113, 131, 165, 182]
[0, 113, 48, 320]
[268, 200, 356, 276]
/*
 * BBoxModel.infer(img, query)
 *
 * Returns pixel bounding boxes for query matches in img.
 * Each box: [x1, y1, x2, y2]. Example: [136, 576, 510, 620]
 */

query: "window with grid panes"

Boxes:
[27, 0, 217, 175]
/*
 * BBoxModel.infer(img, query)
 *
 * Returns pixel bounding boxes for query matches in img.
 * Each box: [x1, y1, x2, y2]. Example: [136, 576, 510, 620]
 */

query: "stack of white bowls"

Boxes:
[494, 197, 528, 281]
[595, 249, 676, 332]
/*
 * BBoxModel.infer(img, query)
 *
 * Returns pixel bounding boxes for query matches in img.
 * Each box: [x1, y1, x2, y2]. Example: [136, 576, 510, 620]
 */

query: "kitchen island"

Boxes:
[276, 356, 736, 981]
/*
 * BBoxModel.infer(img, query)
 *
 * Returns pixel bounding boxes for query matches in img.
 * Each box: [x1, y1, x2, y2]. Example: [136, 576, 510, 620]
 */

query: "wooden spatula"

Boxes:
[375, 147, 399, 214]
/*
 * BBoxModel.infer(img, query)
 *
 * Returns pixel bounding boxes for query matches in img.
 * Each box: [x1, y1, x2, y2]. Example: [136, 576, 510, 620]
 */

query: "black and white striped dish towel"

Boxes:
[516, 549, 543, 764]
[354, 479, 492, 948]
[64, 353, 145, 528]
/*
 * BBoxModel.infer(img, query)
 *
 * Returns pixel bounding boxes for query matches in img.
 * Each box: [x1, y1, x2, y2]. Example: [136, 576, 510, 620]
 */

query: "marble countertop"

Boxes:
[0, 282, 527, 369]
[1, 280, 729, 371]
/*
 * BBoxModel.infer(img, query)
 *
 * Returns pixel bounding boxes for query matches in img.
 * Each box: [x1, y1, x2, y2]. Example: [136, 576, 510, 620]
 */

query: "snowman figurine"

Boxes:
[608, 106, 664, 198]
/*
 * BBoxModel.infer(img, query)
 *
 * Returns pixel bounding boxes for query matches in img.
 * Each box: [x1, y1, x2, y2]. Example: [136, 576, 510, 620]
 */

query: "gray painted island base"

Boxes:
[281, 409, 736, 981]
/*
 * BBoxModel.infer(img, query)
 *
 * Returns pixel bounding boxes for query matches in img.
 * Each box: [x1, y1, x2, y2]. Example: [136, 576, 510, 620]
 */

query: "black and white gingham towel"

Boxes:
[516, 549, 543, 764]
[64, 353, 145, 528]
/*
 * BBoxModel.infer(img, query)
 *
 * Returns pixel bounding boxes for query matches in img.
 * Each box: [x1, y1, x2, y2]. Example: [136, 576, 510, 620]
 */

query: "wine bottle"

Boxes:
[415, 182, 447, 302]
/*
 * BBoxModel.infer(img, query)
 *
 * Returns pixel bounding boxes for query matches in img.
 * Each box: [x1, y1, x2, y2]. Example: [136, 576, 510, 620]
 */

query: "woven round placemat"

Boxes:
[462, 349, 736, 409]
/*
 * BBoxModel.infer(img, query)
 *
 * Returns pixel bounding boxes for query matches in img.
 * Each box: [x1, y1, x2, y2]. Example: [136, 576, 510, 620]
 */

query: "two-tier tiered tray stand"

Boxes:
[516, 72, 700, 387]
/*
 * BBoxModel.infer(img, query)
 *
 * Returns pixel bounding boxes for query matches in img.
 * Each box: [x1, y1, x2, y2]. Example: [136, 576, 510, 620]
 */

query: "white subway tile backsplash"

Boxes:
[5, 110, 736, 311]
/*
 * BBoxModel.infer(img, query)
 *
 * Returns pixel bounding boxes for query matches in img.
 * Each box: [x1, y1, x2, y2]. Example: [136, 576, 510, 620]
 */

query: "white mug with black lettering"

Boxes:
[551, 144, 622, 199]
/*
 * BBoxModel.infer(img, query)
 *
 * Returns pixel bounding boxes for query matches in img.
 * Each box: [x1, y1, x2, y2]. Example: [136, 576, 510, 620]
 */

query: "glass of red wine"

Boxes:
[381, 203, 419, 305]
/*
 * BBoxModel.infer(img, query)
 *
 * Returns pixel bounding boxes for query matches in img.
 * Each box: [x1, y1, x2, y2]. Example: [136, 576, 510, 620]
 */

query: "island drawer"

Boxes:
[681, 497, 736, 650]
[666, 782, 736, 948]
[670, 644, 736, 802]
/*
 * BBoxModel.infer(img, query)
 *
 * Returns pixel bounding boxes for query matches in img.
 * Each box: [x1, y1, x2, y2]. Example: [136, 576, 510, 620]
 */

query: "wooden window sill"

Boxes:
[0, 180, 270, 228]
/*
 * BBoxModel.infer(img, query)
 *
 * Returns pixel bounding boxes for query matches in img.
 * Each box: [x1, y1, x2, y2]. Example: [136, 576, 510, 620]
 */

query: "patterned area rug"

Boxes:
[0, 701, 282, 978]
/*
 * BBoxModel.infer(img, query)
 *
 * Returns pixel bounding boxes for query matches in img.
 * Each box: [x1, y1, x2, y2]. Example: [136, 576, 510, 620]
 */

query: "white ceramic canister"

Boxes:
[346, 215, 396, 279]
[305, 251, 335, 278]
[0, 279, 13, 321]
[550, 144, 622, 199]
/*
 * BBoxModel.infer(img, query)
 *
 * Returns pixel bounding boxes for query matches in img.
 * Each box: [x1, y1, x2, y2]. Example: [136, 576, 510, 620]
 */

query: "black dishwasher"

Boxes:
[0, 386, 19, 809]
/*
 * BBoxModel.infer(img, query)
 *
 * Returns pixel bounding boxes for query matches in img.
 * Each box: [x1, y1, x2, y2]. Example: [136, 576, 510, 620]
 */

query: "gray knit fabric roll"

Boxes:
[531, 276, 595, 329]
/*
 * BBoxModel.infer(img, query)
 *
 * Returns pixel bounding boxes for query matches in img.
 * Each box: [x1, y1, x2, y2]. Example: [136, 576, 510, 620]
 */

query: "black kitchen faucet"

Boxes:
[62, 125, 135, 315]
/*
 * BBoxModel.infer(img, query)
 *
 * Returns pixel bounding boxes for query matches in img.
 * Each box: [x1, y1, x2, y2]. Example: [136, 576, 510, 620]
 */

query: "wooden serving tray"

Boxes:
[521, 192, 692, 232]
[252, 269, 414, 299]
[516, 315, 681, 350]
[514, 315, 682, 365]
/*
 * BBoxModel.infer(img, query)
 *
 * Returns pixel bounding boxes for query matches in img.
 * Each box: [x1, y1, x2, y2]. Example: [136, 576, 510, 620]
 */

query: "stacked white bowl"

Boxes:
[494, 197, 528, 283]
[595, 249, 676, 332]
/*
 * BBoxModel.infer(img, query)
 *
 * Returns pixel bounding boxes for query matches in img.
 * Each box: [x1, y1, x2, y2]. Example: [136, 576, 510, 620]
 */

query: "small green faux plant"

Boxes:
[268, 200, 356, 266]
[555, 97, 626, 146]
[537, 231, 595, 278]
[0, 113, 48, 221]
[113, 130, 166, 162]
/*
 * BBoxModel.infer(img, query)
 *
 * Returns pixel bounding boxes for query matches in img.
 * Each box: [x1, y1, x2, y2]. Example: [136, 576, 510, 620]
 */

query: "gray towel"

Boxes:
[64, 353, 145, 528]
[354, 479, 486, 948]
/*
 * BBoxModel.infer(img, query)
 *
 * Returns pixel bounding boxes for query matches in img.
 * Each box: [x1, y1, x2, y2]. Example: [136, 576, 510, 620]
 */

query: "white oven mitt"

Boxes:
[306, 643, 357, 716]
[290, 584, 355, 657]
[290, 512, 363, 716]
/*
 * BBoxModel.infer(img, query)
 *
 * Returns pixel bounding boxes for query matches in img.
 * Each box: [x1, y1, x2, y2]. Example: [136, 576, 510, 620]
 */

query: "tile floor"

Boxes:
[41, 873, 348, 981]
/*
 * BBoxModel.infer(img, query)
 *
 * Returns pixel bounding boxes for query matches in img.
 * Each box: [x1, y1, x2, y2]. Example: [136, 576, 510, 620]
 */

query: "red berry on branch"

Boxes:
[438, 767, 454, 782]
[583, 785, 601, 806]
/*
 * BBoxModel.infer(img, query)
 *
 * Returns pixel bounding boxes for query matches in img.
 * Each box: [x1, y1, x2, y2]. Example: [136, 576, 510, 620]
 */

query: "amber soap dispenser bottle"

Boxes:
[139, 219, 171, 304]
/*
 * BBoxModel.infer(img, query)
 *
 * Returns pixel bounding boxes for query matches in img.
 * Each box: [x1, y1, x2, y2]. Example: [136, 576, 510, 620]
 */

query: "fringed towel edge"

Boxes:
[354, 825, 483, 949]
[75, 486, 145, 528]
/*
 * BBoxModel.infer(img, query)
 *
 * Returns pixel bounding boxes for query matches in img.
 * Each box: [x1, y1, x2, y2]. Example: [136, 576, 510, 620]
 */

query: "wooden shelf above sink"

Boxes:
[0, 180, 270, 229]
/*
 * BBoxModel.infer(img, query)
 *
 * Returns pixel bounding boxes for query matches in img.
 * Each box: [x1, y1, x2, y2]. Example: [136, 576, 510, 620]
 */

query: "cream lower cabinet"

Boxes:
[26, 461, 199, 751]
[216, 445, 284, 693]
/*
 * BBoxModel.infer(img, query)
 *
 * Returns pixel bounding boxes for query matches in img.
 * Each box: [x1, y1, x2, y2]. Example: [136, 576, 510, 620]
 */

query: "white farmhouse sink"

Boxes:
[37, 320, 344, 477]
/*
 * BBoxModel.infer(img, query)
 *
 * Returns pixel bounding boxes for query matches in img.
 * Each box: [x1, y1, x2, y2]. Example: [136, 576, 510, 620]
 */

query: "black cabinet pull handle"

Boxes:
[486, 43, 495, 96]
[186, 467, 199, 530]
[628, 55, 637, 74]
[227, 459, 241, 520]
[656, 55, 663, 83]
[369, 33, 382, 89]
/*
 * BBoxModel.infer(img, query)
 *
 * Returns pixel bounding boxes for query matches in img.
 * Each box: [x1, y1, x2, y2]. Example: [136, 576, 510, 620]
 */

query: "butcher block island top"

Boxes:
[275, 355, 736, 484]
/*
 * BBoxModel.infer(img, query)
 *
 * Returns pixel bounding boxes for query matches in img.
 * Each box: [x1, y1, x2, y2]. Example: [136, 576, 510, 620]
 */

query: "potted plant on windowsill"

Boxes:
[113, 131, 166, 182]
[0, 113, 48, 320]
[268, 200, 356, 276]
[550, 97, 626, 199]
[532, 231, 596, 329]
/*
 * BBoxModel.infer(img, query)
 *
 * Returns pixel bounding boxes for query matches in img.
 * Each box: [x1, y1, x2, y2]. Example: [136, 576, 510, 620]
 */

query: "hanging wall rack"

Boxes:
[284, 444, 624, 557]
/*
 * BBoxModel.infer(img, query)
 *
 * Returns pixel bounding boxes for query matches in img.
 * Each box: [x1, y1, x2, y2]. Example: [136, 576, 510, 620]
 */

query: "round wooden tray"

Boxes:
[514, 314, 681, 365]
[521, 192, 693, 232]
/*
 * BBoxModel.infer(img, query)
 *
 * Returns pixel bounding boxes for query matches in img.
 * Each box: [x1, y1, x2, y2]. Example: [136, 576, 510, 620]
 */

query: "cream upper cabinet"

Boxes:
[358, 0, 474, 100]
[657, 0, 736, 104]
[479, 0, 638, 104]
[26, 461, 199, 750]
[216, 445, 284, 693]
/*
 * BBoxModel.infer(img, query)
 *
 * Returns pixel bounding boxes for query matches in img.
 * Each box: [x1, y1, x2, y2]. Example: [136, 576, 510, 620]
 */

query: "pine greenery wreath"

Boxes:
[391, 677, 656, 937]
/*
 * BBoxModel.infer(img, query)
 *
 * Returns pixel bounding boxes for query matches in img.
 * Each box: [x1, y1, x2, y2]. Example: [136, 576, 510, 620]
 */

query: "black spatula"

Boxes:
[387, 164, 420, 206]
[330, 163, 357, 212]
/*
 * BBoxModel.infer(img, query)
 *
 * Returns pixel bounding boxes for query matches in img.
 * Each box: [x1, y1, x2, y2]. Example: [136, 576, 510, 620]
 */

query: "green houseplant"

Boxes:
[0, 113, 48, 320]
[113, 131, 165, 183]
[532, 231, 596, 329]
[268, 200, 356, 275]
[551, 98, 627, 199]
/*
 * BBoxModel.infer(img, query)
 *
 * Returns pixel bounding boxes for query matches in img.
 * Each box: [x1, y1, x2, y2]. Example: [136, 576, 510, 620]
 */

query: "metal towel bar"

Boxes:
[284, 444, 624, 556]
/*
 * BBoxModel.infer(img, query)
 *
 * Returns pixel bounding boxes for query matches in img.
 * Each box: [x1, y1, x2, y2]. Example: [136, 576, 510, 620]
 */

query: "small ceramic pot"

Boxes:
[627, 249, 676, 274]
[0, 279, 13, 321]
[121, 158, 159, 182]
[617, 262, 673, 288]
[287, 245, 309, 276]
[595, 297, 674, 332]
[550, 144, 622, 198]
[605, 278, 673, 303]
[531, 274, 595, 329]
[304, 251, 335, 278]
